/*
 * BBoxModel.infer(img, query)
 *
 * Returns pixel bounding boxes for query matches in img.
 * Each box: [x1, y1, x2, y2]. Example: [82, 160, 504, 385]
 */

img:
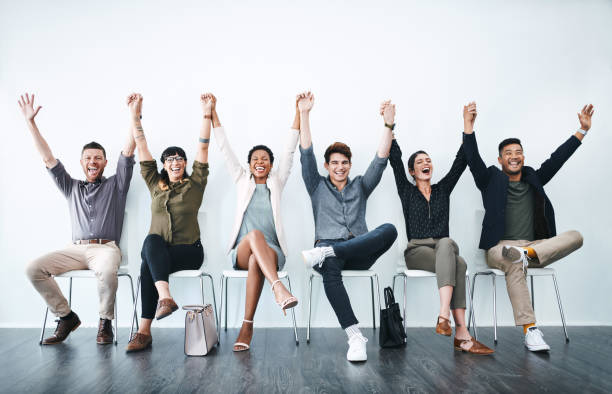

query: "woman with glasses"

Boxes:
[126, 93, 213, 352]
[211, 93, 299, 352]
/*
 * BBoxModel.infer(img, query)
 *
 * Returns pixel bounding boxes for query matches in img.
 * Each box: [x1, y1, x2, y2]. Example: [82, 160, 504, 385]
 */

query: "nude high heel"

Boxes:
[271, 279, 298, 316]
[233, 319, 253, 352]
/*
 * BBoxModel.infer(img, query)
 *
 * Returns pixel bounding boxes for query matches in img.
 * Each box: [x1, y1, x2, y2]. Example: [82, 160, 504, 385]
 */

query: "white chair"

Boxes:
[39, 212, 136, 345]
[468, 267, 570, 343]
[390, 227, 477, 337]
[128, 212, 218, 342]
[219, 269, 299, 345]
[306, 269, 381, 344]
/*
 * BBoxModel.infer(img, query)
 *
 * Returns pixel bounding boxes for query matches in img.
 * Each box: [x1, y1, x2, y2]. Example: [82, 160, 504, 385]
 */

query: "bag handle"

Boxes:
[182, 305, 205, 312]
[384, 287, 396, 308]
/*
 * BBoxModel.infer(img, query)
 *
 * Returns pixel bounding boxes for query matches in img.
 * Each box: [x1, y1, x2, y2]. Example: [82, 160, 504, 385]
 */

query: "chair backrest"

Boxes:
[198, 211, 207, 267]
[395, 206, 408, 270]
[472, 209, 489, 271]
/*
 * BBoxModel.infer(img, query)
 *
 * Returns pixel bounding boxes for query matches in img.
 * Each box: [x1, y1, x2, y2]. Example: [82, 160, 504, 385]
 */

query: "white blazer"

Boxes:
[213, 126, 299, 256]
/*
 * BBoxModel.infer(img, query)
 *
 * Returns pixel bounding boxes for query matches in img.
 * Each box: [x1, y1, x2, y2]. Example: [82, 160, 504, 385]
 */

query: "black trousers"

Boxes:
[140, 234, 203, 319]
[314, 223, 397, 329]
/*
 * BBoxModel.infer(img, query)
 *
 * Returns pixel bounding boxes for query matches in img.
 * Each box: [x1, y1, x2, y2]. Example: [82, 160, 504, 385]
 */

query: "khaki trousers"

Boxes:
[404, 238, 467, 309]
[486, 230, 583, 325]
[26, 242, 122, 320]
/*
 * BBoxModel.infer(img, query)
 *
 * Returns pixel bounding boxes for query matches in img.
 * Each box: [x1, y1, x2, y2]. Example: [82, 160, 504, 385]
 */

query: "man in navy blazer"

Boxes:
[462, 102, 593, 352]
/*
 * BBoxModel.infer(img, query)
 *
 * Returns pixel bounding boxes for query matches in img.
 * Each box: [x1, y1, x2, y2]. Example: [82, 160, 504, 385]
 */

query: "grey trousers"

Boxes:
[486, 230, 583, 325]
[404, 237, 467, 309]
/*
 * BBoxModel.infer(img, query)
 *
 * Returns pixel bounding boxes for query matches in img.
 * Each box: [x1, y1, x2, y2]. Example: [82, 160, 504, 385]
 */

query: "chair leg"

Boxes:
[68, 277, 73, 308]
[375, 274, 382, 316]
[286, 276, 299, 346]
[203, 273, 219, 332]
[530, 275, 535, 310]
[552, 273, 570, 342]
[126, 274, 138, 331]
[466, 274, 478, 340]
[223, 276, 229, 332]
[39, 307, 49, 345]
[492, 274, 498, 344]
[402, 275, 407, 333]
[128, 276, 141, 343]
[114, 295, 118, 345]
[307, 273, 313, 344]
[370, 276, 376, 330]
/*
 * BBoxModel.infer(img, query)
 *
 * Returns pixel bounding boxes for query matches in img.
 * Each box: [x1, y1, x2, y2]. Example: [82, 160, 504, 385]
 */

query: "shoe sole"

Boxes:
[502, 246, 522, 263]
[41, 321, 81, 345]
[347, 357, 367, 362]
[454, 346, 494, 355]
[525, 345, 550, 352]
[156, 305, 179, 320]
[97, 339, 114, 345]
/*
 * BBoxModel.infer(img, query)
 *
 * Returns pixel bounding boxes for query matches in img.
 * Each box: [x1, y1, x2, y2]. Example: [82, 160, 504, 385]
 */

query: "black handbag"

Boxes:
[379, 286, 407, 348]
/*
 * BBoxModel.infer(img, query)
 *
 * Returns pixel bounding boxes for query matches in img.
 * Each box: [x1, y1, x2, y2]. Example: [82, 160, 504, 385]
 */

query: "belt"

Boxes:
[74, 239, 113, 245]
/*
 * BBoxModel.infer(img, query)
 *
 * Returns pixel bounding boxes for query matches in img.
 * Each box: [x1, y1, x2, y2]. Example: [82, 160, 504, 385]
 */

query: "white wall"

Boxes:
[1, 0, 610, 328]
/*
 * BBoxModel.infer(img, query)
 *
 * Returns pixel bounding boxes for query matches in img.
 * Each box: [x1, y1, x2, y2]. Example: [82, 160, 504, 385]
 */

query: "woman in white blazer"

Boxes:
[211, 94, 300, 352]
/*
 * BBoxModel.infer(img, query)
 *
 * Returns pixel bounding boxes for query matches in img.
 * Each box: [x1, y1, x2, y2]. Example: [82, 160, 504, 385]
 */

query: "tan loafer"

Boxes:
[454, 337, 495, 355]
[126, 333, 153, 353]
[155, 298, 178, 320]
[435, 316, 452, 336]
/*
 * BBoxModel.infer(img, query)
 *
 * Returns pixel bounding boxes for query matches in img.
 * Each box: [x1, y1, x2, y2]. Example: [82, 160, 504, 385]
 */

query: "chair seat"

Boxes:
[527, 267, 556, 276]
[170, 269, 208, 278]
[222, 270, 288, 279]
[396, 268, 471, 277]
[56, 267, 130, 278]
[311, 269, 377, 277]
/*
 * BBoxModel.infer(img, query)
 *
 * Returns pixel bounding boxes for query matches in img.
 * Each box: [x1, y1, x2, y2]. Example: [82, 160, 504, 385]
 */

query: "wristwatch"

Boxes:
[385, 123, 395, 130]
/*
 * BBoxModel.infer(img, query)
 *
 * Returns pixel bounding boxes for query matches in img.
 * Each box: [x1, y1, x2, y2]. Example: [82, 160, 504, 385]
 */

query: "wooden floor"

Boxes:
[1, 327, 610, 393]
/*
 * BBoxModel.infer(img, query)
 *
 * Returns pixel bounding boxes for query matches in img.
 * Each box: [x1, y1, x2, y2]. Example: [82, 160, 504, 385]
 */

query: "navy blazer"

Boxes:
[462, 132, 581, 250]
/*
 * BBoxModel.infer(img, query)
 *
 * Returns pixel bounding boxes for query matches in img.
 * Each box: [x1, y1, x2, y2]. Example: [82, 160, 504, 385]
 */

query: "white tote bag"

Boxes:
[183, 304, 218, 356]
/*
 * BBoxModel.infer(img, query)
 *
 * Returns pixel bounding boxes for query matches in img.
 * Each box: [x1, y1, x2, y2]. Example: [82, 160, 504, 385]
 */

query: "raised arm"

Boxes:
[298, 91, 314, 149]
[276, 98, 301, 187]
[377, 100, 394, 158]
[18, 93, 57, 168]
[210, 98, 245, 182]
[535, 104, 592, 185]
[461, 102, 490, 190]
[195, 93, 213, 164]
[128, 93, 153, 161]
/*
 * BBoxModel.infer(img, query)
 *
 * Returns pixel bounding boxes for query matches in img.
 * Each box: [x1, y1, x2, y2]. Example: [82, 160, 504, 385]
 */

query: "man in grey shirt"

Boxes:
[297, 92, 397, 362]
[19, 93, 135, 345]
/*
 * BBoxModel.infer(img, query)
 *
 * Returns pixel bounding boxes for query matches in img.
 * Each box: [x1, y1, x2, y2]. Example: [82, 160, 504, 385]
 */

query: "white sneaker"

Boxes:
[524, 327, 550, 352]
[301, 247, 326, 268]
[346, 333, 368, 362]
[502, 245, 529, 273]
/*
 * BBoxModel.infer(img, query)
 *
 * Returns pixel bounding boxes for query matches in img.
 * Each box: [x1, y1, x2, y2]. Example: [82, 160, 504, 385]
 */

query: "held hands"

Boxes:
[578, 104, 594, 132]
[380, 100, 395, 126]
[463, 101, 477, 133]
[18, 93, 42, 121]
[297, 91, 314, 113]
[201, 93, 216, 115]
[127, 93, 143, 119]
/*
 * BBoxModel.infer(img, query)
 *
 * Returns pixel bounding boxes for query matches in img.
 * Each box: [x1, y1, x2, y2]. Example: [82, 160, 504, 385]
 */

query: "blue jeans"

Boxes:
[314, 223, 397, 329]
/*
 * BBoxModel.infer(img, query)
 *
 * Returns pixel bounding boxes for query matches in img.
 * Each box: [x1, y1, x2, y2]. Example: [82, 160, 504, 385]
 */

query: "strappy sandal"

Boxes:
[233, 319, 253, 352]
[271, 279, 298, 316]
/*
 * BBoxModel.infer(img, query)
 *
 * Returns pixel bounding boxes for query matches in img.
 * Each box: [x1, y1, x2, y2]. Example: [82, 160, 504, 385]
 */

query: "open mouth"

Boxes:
[170, 167, 182, 175]
[422, 167, 431, 174]
[87, 167, 99, 177]
[508, 160, 521, 169]
[254, 166, 266, 174]
[333, 170, 346, 177]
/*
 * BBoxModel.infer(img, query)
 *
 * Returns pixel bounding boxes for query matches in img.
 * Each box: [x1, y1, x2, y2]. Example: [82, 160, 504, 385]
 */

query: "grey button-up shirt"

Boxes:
[300, 144, 388, 241]
[48, 153, 135, 243]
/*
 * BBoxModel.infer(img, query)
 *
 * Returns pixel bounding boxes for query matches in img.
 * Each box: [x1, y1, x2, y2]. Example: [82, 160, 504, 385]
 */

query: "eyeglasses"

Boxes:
[165, 156, 185, 163]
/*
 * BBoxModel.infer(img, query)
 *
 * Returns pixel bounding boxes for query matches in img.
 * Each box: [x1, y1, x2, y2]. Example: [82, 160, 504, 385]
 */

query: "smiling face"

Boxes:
[324, 152, 352, 184]
[249, 149, 272, 181]
[409, 153, 433, 182]
[498, 143, 524, 176]
[80, 148, 107, 182]
[163, 154, 187, 182]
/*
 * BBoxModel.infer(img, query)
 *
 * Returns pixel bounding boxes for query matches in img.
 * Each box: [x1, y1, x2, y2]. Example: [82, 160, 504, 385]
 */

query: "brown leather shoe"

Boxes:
[42, 312, 81, 345]
[96, 319, 114, 345]
[126, 333, 153, 353]
[435, 316, 452, 336]
[155, 298, 178, 320]
[454, 337, 495, 355]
